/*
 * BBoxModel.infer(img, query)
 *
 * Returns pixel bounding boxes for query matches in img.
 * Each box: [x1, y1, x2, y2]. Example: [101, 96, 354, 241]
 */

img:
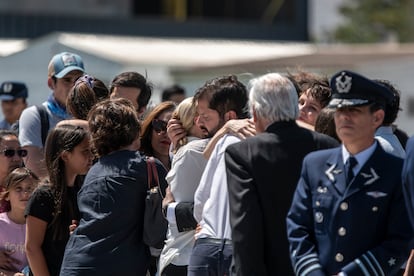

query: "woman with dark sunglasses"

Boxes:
[139, 101, 176, 276]
[140, 101, 176, 171]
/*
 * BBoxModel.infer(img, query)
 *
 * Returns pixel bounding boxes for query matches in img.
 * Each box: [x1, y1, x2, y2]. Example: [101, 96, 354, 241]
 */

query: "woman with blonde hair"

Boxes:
[159, 97, 208, 275]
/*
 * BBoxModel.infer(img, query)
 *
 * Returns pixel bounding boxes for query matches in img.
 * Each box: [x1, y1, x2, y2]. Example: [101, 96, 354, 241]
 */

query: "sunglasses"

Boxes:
[152, 119, 168, 134]
[1, 149, 28, 158]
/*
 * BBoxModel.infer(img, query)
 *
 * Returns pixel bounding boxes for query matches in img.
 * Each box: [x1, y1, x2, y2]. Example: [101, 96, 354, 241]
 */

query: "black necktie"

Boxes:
[346, 156, 358, 184]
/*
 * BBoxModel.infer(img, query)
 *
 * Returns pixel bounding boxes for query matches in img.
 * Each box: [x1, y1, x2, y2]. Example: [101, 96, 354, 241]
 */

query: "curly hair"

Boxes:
[88, 98, 141, 157]
[287, 70, 331, 108]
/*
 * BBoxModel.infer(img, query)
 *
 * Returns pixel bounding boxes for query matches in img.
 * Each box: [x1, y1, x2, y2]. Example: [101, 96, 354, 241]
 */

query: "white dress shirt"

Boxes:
[194, 134, 241, 240]
[159, 137, 209, 272]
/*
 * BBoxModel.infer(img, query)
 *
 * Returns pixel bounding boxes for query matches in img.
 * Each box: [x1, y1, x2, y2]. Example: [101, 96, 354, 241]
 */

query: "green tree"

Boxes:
[334, 0, 414, 43]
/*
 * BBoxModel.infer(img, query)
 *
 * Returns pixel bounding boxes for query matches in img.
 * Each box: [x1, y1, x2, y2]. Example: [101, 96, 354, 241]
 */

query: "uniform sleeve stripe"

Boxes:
[364, 251, 385, 276]
[295, 254, 321, 276]
[301, 264, 322, 276]
[294, 253, 319, 273]
[355, 258, 375, 276]
[360, 255, 378, 276]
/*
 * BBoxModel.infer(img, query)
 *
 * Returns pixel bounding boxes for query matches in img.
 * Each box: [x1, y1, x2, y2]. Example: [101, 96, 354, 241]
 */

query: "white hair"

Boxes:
[248, 73, 298, 122]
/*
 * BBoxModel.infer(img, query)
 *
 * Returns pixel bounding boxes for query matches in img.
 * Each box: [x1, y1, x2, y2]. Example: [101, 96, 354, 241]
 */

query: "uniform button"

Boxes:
[315, 201, 320, 207]
[340, 202, 348, 211]
[335, 253, 344, 262]
[372, 206, 378, 212]
[338, 227, 346, 236]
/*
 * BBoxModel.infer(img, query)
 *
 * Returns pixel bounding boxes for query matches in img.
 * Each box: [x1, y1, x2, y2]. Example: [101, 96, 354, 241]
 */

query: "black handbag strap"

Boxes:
[146, 157, 163, 199]
[35, 105, 50, 146]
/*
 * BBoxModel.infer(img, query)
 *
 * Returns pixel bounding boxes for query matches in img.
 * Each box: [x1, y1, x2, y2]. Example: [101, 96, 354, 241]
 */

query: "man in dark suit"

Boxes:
[287, 70, 414, 275]
[225, 73, 339, 275]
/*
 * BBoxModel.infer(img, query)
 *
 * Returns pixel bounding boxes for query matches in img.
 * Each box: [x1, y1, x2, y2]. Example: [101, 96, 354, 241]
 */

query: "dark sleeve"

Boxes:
[315, 132, 340, 150]
[25, 185, 54, 223]
[403, 137, 414, 228]
[175, 202, 197, 232]
[225, 143, 267, 276]
[286, 157, 325, 275]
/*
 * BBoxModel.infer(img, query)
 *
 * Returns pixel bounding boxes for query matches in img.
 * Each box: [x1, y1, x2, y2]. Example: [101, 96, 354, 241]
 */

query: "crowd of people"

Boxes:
[0, 51, 413, 276]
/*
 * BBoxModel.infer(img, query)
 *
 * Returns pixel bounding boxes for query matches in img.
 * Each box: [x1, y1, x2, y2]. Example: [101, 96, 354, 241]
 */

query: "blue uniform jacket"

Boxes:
[287, 144, 414, 276]
[403, 137, 414, 228]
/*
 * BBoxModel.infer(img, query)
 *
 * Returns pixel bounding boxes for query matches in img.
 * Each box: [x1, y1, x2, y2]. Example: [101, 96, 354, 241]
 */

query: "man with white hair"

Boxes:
[225, 73, 339, 275]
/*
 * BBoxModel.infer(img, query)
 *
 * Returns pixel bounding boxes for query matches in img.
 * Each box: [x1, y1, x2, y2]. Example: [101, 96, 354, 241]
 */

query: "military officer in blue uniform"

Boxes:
[287, 70, 414, 276]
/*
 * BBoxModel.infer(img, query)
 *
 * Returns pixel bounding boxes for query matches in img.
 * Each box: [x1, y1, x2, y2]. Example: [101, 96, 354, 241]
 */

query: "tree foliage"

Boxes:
[334, 0, 414, 43]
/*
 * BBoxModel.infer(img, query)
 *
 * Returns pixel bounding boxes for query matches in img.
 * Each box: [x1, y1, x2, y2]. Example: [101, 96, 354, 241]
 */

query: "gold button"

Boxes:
[372, 206, 378, 212]
[335, 253, 344, 262]
[315, 201, 320, 207]
[338, 227, 346, 236]
[340, 202, 348, 211]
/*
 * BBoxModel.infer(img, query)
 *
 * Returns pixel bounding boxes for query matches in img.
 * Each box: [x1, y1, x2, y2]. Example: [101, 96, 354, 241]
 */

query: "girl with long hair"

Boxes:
[25, 125, 92, 276]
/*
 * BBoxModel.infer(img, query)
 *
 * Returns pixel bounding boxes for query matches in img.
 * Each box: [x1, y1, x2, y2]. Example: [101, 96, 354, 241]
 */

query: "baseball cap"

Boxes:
[328, 70, 393, 109]
[0, 81, 28, 100]
[48, 52, 85, 78]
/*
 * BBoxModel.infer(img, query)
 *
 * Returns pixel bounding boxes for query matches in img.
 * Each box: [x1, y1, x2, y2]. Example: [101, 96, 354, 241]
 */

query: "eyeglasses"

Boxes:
[1, 149, 28, 158]
[152, 119, 168, 134]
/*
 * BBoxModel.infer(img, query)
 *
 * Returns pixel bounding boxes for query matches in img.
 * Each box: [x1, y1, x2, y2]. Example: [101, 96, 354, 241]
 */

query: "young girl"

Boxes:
[0, 130, 26, 213]
[0, 168, 39, 276]
[25, 125, 93, 276]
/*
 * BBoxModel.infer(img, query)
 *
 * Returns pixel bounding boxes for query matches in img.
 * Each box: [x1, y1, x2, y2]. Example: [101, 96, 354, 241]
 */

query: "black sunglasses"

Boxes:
[152, 119, 168, 134]
[1, 149, 28, 158]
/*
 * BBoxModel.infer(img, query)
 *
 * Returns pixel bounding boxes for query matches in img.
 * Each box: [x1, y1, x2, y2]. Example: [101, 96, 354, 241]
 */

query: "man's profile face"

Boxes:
[110, 86, 141, 111]
[195, 98, 222, 138]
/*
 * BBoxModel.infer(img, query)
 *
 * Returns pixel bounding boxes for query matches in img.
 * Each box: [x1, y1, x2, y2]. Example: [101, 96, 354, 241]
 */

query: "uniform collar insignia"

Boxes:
[325, 164, 341, 182]
[361, 168, 380, 185]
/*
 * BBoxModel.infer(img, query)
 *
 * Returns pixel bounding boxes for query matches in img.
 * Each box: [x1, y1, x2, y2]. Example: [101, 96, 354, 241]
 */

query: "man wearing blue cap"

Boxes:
[287, 70, 414, 276]
[18, 52, 85, 178]
[0, 81, 28, 130]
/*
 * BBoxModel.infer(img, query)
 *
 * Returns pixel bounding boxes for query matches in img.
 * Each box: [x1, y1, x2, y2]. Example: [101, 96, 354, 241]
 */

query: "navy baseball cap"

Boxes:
[48, 52, 85, 78]
[328, 70, 393, 109]
[0, 81, 28, 100]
